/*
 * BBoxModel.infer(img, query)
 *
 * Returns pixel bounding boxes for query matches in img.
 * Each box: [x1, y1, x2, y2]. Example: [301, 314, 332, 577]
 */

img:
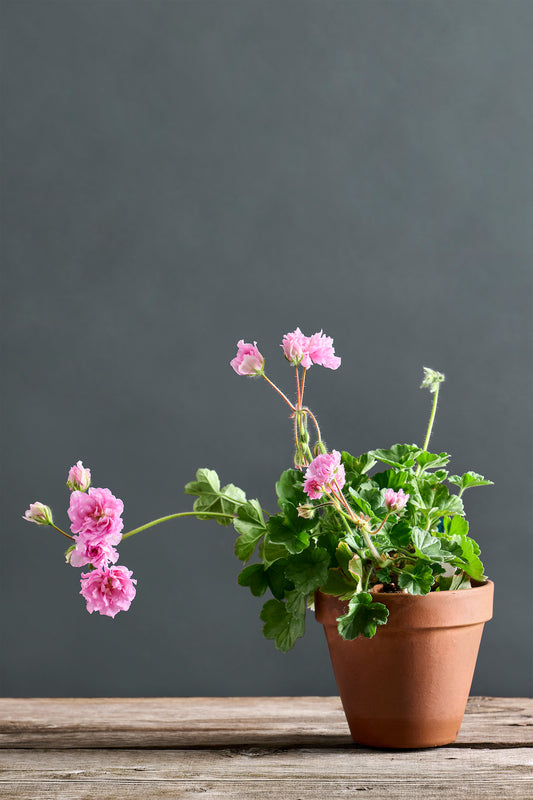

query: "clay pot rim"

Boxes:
[315, 579, 494, 629]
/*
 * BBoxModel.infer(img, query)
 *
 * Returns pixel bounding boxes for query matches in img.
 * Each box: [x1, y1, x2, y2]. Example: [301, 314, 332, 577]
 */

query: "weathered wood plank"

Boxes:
[0, 697, 531, 749]
[0, 747, 532, 800]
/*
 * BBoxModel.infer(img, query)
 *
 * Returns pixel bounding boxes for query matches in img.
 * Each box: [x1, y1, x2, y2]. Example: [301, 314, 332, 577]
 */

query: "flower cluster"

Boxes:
[303, 450, 345, 500]
[281, 328, 341, 370]
[24, 461, 136, 618]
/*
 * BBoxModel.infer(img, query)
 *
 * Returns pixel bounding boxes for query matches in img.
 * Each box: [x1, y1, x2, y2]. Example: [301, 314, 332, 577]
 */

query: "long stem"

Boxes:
[51, 523, 74, 541]
[369, 512, 390, 536]
[295, 367, 301, 409]
[262, 374, 296, 410]
[303, 407, 323, 447]
[422, 384, 440, 453]
[300, 367, 307, 406]
[121, 511, 236, 541]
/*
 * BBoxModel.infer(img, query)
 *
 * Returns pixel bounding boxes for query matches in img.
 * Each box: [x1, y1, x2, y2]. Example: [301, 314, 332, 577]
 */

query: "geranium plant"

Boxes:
[24, 330, 492, 650]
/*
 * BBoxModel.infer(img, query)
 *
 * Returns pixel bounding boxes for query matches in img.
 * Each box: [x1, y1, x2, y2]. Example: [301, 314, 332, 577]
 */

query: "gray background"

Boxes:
[1, 0, 531, 698]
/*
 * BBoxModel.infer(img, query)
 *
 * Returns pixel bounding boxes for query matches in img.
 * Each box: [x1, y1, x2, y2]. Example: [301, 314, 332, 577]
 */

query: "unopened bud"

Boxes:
[294, 449, 308, 468]
[313, 441, 328, 457]
[297, 504, 316, 519]
[23, 502, 53, 526]
[66, 460, 91, 492]
[420, 367, 445, 394]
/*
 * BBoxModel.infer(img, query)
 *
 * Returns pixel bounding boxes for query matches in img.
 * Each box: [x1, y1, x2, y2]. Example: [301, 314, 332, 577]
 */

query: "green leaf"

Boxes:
[398, 562, 435, 594]
[421, 469, 449, 485]
[337, 593, 389, 640]
[285, 547, 330, 594]
[341, 451, 376, 475]
[411, 527, 448, 561]
[347, 488, 374, 518]
[265, 560, 293, 599]
[411, 527, 453, 561]
[184, 468, 245, 525]
[276, 469, 307, 508]
[414, 482, 464, 524]
[449, 536, 485, 581]
[319, 567, 358, 597]
[238, 564, 268, 597]
[450, 571, 472, 590]
[184, 468, 220, 497]
[375, 567, 392, 584]
[389, 520, 412, 548]
[371, 533, 395, 555]
[443, 515, 469, 537]
[233, 500, 267, 562]
[372, 469, 413, 492]
[335, 541, 355, 573]
[416, 451, 451, 471]
[369, 444, 422, 469]
[260, 591, 306, 652]
[448, 471, 494, 493]
[347, 555, 364, 585]
[259, 534, 292, 568]
[266, 514, 310, 555]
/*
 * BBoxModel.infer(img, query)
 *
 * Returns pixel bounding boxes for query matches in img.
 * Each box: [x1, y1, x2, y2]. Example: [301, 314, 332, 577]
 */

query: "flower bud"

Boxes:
[297, 503, 316, 519]
[66, 460, 91, 492]
[23, 502, 53, 525]
[420, 367, 445, 393]
[230, 340, 265, 376]
[384, 488, 409, 513]
[294, 449, 308, 468]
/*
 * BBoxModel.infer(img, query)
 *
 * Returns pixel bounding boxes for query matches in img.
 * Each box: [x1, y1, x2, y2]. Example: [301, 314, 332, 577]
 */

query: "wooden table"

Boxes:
[0, 697, 531, 798]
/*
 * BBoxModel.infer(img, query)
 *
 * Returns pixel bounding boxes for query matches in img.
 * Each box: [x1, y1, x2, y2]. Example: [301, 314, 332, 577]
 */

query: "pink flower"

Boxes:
[68, 487, 124, 543]
[69, 532, 120, 569]
[306, 331, 341, 370]
[281, 328, 311, 367]
[80, 565, 137, 618]
[384, 488, 409, 513]
[230, 340, 265, 376]
[23, 502, 53, 525]
[66, 460, 91, 492]
[281, 329, 341, 370]
[303, 450, 346, 500]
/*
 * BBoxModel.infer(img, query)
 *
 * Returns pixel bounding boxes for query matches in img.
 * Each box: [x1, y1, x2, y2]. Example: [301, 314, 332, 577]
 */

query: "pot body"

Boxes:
[315, 580, 494, 748]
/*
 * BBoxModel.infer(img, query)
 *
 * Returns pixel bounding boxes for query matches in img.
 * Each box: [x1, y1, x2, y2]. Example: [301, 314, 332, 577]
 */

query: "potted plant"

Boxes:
[24, 329, 493, 748]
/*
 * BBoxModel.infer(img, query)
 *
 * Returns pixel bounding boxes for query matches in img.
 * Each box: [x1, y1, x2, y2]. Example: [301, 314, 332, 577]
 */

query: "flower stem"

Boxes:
[51, 523, 74, 540]
[121, 511, 236, 541]
[262, 374, 296, 411]
[369, 512, 390, 536]
[303, 407, 323, 449]
[300, 367, 307, 406]
[421, 383, 440, 453]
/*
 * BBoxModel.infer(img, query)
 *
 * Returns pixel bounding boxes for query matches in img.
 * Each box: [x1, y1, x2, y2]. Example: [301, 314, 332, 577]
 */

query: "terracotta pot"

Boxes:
[315, 580, 494, 749]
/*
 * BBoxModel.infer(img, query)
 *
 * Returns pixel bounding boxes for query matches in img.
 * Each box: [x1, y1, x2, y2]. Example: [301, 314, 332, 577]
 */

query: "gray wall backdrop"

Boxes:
[2, 0, 532, 698]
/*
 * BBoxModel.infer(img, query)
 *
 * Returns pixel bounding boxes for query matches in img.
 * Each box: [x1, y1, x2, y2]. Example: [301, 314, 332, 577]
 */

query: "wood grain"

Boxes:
[0, 698, 531, 799]
[1, 746, 532, 799]
[0, 696, 531, 749]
